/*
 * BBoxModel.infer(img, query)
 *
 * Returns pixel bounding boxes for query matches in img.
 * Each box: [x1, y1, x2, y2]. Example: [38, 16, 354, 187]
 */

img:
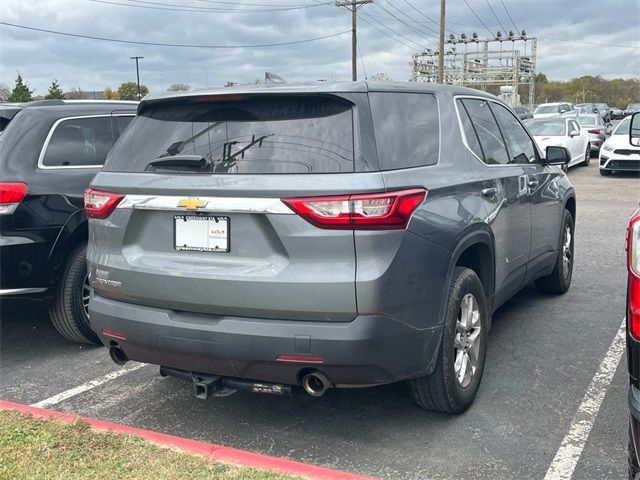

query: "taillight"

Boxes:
[84, 188, 125, 219]
[0, 182, 27, 215]
[282, 189, 427, 230]
[627, 208, 640, 340]
[587, 129, 600, 134]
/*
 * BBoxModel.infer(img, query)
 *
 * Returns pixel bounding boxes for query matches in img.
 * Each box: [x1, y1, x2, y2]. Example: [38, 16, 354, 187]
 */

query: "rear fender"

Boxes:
[47, 209, 88, 282]
[440, 227, 496, 324]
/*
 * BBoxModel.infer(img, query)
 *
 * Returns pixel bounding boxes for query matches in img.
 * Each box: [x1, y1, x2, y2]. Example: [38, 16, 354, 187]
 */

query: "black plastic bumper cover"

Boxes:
[90, 293, 443, 387]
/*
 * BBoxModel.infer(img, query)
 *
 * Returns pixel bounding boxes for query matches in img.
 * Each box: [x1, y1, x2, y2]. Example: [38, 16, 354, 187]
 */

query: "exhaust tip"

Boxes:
[109, 345, 128, 366]
[302, 371, 330, 397]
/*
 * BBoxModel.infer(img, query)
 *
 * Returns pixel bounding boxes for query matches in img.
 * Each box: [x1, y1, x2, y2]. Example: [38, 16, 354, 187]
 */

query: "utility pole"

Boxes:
[336, 0, 373, 81]
[438, 0, 446, 84]
[130, 56, 144, 99]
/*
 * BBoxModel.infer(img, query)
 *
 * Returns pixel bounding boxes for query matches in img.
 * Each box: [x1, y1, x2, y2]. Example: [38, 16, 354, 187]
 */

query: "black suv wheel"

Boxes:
[49, 245, 100, 344]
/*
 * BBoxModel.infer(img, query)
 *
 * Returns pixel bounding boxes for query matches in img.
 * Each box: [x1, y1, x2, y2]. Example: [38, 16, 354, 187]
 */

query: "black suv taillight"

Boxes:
[0, 182, 28, 215]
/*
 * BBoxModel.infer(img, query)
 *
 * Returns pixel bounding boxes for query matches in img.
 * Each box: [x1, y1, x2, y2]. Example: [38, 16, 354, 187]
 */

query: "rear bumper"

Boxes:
[631, 385, 640, 467]
[0, 233, 55, 291]
[89, 293, 443, 387]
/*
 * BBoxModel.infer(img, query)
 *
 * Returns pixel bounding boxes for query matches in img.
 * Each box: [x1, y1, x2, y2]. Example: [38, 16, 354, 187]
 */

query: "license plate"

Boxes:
[174, 215, 229, 252]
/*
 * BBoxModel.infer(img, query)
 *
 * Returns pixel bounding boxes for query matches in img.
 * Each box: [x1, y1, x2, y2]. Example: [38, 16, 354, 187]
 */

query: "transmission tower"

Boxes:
[410, 31, 537, 106]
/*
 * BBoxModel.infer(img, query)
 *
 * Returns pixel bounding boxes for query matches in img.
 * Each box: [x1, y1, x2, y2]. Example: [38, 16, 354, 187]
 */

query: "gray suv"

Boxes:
[86, 82, 576, 413]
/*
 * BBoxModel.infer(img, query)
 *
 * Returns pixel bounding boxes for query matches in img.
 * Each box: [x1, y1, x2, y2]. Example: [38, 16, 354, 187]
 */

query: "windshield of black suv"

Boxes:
[525, 119, 566, 136]
[104, 95, 355, 174]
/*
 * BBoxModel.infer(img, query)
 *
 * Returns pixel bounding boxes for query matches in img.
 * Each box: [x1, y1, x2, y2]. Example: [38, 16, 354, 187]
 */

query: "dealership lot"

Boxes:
[1, 160, 637, 479]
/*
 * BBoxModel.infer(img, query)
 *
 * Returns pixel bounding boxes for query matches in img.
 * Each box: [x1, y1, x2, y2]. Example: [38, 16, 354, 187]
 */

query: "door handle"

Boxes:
[481, 187, 498, 197]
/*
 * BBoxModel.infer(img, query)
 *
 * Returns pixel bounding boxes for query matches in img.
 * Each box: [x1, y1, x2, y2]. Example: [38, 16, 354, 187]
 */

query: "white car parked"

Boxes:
[524, 117, 591, 168]
[532, 102, 575, 118]
[599, 116, 640, 176]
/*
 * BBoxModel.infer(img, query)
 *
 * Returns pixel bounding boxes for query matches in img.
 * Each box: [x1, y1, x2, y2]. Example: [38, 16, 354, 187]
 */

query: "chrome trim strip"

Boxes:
[37, 114, 135, 170]
[117, 195, 295, 214]
[0, 287, 48, 296]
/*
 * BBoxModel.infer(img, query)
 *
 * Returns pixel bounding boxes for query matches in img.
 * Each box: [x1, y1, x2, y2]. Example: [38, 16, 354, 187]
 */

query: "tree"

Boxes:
[44, 80, 65, 99]
[117, 81, 149, 100]
[224, 81, 237, 88]
[8, 73, 33, 102]
[0, 83, 10, 102]
[103, 87, 120, 100]
[370, 72, 394, 82]
[167, 83, 191, 92]
[66, 87, 86, 100]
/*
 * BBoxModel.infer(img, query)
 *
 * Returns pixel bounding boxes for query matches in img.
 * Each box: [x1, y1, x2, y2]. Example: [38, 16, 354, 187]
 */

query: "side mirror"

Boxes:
[569, 129, 580, 137]
[544, 146, 570, 166]
[630, 112, 640, 147]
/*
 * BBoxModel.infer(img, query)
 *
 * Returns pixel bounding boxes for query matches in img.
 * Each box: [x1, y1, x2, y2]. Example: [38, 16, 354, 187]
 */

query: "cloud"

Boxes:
[0, 0, 637, 96]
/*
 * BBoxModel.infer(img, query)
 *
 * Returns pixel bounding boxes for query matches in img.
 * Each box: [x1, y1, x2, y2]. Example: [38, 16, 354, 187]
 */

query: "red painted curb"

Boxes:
[0, 400, 372, 480]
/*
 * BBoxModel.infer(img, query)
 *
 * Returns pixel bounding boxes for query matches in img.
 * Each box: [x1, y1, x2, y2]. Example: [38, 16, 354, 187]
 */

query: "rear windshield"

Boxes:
[533, 105, 558, 114]
[104, 95, 355, 174]
[525, 120, 566, 136]
[575, 116, 596, 127]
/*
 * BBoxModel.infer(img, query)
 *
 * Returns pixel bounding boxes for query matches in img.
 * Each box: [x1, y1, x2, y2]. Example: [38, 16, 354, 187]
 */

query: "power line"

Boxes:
[88, 0, 332, 13]
[193, 0, 328, 6]
[359, 14, 426, 51]
[500, 0, 519, 32]
[0, 21, 350, 48]
[461, 0, 494, 37]
[379, 1, 440, 37]
[361, 12, 432, 50]
[485, 0, 507, 33]
[401, 0, 454, 35]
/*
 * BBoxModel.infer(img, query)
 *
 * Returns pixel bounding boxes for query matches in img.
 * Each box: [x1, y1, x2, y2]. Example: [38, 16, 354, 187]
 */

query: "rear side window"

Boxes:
[369, 92, 439, 170]
[459, 99, 509, 165]
[104, 96, 355, 174]
[41, 116, 131, 168]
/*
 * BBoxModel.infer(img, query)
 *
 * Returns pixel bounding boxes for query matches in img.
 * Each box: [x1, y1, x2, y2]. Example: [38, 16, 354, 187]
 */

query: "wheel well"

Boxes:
[565, 196, 576, 222]
[455, 242, 494, 298]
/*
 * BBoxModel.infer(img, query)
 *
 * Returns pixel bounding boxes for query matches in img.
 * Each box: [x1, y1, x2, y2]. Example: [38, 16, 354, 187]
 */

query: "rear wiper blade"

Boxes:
[146, 155, 211, 170]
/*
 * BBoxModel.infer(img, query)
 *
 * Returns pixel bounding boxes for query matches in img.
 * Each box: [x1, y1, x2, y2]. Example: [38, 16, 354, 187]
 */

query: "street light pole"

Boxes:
[130, 56, 144, 99]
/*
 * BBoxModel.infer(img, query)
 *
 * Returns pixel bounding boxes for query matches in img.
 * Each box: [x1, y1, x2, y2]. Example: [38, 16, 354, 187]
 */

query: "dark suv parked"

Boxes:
[87, 83, 575, 412]
[0, 100, 137, 343]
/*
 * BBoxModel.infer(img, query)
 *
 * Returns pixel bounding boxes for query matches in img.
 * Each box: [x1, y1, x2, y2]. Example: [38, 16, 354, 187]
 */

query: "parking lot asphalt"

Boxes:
[1, 159, 638, 479]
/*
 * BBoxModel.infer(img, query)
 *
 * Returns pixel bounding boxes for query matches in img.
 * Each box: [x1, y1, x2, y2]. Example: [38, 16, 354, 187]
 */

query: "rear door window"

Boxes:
[368, 92, 439, 170]
[104, 96, 355, 174]
[41, 115, 132, 168]
[460, 99, 509, 165]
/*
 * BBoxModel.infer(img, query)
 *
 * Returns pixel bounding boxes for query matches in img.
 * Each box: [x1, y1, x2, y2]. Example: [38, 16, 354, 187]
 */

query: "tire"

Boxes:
[630, 423, 640, 479]
[408, 267, 488, 413]
[600, 169, 612, 176]
[535, 209, 574, 294]
[49, 245, 100, 344]
[583, 144, 591, 166]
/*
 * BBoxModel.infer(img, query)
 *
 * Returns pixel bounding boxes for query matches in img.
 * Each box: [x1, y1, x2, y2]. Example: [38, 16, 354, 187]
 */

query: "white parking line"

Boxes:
[544, 318, 627, 480]
[31, 363, 148, 408]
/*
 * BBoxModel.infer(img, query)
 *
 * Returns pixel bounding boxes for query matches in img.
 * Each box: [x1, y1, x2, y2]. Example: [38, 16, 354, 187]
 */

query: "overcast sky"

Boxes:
[0, 0, 638, 96]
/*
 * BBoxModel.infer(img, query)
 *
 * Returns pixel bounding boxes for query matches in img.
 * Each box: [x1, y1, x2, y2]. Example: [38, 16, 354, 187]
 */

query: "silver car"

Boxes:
[85, 82, 576, 413]
[574, 114, 607, 153]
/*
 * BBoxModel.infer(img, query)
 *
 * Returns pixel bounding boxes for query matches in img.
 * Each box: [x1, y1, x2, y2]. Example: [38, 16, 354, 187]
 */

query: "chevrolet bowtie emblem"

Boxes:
[177, 198, 208, 210]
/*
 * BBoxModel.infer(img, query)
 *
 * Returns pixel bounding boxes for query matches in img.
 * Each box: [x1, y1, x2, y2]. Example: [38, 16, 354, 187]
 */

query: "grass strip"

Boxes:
[0, 410, 301, 480]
